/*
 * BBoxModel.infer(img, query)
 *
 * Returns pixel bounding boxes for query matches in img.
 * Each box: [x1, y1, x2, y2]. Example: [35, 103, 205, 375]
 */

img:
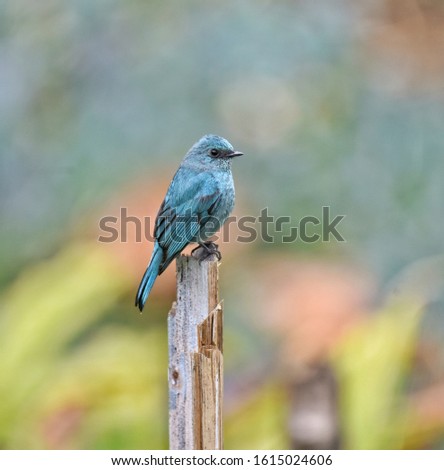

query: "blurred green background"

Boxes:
[1, 0, 444, 449]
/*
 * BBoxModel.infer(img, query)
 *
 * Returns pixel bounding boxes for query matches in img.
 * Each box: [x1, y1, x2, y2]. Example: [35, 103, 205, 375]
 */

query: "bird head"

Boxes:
[186, 135, 243, 168]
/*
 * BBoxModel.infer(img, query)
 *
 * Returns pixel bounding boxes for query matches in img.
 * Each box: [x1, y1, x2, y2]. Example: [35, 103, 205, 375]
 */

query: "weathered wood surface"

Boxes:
[168, 255, 223, 450]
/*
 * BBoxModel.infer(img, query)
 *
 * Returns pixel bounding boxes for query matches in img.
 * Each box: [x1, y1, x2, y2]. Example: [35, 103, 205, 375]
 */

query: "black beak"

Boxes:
[227, 150, 244, 158]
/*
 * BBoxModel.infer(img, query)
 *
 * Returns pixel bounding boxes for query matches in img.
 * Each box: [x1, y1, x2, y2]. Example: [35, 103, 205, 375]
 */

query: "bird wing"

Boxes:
[154, 171, 221, 274]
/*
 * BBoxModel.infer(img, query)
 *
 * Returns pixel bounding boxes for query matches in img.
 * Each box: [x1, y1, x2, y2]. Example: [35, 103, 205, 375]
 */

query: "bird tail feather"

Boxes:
[135, 244, 163, 311]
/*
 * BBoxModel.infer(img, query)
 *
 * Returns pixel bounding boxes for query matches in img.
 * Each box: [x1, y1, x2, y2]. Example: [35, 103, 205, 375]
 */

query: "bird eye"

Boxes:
[210, 148, 220, 157]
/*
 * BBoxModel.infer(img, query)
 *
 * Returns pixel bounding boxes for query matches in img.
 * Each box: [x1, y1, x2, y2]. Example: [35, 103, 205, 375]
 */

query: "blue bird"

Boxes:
[135, 135, 243, 311]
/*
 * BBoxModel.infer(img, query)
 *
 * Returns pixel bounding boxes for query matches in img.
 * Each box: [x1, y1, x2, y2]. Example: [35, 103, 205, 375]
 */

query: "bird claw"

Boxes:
[191, 242, 222, 263]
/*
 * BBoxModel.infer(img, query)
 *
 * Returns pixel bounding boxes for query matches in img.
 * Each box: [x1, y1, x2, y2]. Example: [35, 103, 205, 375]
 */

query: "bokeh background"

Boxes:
[1, 0, 444, 449]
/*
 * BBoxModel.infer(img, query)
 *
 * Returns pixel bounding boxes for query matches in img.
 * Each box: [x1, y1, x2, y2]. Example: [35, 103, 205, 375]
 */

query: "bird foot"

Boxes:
[191, 241, 222, 263]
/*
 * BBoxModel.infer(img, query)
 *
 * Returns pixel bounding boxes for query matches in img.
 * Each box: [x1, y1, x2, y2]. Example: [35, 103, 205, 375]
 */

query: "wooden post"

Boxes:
[168, 255, 223, 450]
[287, 365, 340, 449]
